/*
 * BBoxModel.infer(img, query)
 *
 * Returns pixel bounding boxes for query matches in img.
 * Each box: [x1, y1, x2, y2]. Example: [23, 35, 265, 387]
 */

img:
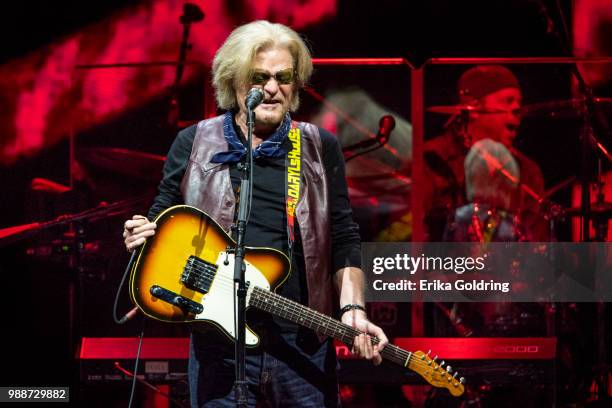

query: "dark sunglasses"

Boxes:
[249, 68, 296, 85]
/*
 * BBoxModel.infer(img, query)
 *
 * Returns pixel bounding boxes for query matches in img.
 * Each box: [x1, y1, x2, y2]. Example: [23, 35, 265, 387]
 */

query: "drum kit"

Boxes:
[0, 146, 164, 261]
[426, 96, 612, 408]
[427, 95, 612, 244]
[426, 94, 612, 342]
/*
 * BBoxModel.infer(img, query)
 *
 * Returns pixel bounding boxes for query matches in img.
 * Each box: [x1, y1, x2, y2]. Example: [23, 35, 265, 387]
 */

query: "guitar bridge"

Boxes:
[150, 285, 203, 315]
[181, 255, 217, 293]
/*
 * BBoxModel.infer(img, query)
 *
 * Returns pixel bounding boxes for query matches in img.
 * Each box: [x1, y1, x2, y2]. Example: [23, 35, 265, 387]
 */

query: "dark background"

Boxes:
[1, 1, 610, 407]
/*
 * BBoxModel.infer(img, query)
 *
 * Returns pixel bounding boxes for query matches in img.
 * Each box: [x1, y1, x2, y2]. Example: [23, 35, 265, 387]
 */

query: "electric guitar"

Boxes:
[129, 205, 465, 397]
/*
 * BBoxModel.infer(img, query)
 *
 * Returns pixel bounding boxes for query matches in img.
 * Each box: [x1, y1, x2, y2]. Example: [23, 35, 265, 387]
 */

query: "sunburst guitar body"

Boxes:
[129, 205, 465, 397]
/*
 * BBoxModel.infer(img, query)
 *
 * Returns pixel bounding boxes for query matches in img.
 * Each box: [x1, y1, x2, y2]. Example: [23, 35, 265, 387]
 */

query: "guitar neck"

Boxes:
[249, 286, 411, 366]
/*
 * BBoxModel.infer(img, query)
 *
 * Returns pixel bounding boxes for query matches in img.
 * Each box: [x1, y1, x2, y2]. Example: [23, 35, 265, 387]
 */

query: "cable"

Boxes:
[344, 143, 384, 162]
[128, 322, 145, 408]
[113, 250, 138, 324]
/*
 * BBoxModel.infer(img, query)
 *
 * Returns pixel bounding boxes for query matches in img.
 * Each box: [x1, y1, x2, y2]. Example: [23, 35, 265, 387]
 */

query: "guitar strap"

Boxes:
[285, 122, 302, 260]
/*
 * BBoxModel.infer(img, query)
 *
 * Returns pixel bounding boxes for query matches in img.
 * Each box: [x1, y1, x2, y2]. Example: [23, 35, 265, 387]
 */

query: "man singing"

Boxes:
[123, 20, 387, 407]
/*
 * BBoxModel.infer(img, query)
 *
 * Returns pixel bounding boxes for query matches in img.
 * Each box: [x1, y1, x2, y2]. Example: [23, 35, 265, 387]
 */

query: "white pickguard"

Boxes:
[192, 252, 269, 346]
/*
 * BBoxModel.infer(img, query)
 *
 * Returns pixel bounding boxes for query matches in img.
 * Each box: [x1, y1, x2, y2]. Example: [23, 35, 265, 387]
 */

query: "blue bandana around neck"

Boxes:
[210, 111, 292, 164]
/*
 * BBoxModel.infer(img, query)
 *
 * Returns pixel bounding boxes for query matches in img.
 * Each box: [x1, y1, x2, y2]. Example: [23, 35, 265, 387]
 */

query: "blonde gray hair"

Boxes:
[212, 20, 313, 111]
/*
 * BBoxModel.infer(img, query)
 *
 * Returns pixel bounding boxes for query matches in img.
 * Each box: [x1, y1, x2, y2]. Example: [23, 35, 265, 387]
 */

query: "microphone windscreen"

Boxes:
[245, 88, 264, 110]
[379, 115, 396, 135]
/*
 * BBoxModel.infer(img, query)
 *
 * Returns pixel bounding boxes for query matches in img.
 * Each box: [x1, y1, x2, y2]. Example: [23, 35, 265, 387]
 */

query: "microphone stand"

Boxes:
[343, 116, 395, 162]
[232, 108, 255, 408]
[571, 72, 612, 405]
[540, 1, 610, 241]
[342, 136, 382, 153]
[542, 3, 611, 403]
[168, 3, 205, 128]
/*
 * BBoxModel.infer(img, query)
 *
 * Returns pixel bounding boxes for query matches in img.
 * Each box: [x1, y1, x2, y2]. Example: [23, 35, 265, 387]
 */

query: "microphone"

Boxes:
[342, 115, 396, 152]
[180, 3, 205, 24]
[118, 306, 140, 324]
[245, 88, 265, 110]
[376, 115, 395, 144]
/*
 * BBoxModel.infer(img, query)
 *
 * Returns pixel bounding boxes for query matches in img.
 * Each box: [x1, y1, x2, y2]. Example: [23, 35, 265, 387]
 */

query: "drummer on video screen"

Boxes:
[423, 65, 548, 242]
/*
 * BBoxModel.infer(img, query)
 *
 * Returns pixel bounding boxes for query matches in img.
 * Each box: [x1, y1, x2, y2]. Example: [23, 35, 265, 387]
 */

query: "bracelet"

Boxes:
[339, 304, 366, 316]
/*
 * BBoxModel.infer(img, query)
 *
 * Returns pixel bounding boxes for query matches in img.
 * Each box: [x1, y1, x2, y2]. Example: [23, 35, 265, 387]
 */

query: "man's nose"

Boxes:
[263, 77, 279, 95]
[510, 99, 522, 111]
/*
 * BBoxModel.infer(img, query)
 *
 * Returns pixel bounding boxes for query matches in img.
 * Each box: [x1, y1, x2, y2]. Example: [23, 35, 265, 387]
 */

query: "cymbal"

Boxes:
[77, 147, 165, 181]
[0, 197, 149, 247]
[565, 202, 612, 217]
[426, 105, 508, 115]
[0, 222, 41, 241]
[520, 97, 612, 118]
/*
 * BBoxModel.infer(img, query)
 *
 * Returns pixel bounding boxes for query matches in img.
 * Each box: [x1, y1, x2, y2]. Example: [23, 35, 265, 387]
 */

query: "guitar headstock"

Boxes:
[408, 350, 465, 397]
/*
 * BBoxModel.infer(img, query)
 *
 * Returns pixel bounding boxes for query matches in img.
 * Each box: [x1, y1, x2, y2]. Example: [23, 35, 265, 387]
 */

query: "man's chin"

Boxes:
[501, 133, 516, 147]
[256, 110, 285, 127]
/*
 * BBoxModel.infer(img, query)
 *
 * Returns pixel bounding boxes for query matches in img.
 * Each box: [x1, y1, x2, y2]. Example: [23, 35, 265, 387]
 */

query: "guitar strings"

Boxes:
[187, 261, 462, 384]
[249, 285, 462, 386]
[179, 260, 462, 386]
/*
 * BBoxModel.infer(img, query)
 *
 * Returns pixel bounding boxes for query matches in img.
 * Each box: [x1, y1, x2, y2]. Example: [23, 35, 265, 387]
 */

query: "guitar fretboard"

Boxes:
[249, 286, 411, 366]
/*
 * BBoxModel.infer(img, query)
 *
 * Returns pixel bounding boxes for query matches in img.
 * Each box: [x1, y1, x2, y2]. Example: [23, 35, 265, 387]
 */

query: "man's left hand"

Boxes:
[341, 309, 388, 365]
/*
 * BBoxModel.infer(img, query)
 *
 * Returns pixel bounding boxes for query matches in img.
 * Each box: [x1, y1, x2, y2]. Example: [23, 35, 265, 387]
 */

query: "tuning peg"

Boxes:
[446, 365, 452, 373]
[447, 370, 455, 382]
[428, 355, 438, 366]
[452, 372, 459, 385]
[460, 377, 466, 384]
[422, 350, 431, 360]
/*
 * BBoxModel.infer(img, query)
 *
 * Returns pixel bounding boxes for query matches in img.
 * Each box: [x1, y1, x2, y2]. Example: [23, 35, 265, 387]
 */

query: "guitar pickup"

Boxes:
[181, 255, 216, 294]
[150, 285, 203, 315]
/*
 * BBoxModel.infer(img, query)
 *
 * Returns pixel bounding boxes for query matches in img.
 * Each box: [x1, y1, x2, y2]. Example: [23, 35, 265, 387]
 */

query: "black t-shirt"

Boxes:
[148, 117, 361, 331]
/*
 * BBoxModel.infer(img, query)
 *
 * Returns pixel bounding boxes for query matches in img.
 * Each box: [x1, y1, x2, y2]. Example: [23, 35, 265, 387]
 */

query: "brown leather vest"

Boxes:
[180, 115, 334, 337]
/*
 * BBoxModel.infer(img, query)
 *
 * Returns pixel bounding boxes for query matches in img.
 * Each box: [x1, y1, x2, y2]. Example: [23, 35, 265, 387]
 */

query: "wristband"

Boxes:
[339, 304, 366, 316]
